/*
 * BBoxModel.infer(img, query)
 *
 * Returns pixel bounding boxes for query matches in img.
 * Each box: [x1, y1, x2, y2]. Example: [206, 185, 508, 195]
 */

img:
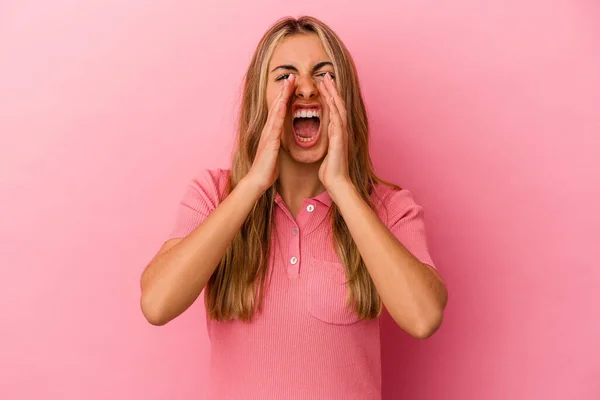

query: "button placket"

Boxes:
[286, 201, 317, 278]
[288, 223, 301, 277]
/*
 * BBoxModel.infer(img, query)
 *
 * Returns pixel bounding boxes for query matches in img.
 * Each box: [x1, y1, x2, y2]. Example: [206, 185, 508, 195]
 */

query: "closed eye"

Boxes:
[276, 74, 291, 81]
[316, 72, 335, 80]
[276, 72, 335, 82]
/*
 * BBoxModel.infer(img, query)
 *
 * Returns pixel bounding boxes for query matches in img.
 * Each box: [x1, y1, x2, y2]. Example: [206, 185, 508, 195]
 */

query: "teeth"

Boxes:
[294, 109, 320, 119]
[297, 135, 316, 142]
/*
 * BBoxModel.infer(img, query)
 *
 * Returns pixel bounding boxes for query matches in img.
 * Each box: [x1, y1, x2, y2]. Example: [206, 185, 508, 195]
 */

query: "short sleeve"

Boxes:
[167, 168, 230, 240]
[374, 185, 436, 269]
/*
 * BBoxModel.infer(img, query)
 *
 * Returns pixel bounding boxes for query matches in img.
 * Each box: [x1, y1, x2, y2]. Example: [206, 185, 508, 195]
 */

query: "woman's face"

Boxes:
[266, 33, 336, 165]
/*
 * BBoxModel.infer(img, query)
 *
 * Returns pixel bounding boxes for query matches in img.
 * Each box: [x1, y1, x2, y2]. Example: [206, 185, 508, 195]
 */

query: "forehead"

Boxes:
[268, 33, 331, 69]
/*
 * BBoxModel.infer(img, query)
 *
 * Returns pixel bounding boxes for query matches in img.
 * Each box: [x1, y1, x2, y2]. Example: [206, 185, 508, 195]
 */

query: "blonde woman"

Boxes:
[140, 15, 448, 399]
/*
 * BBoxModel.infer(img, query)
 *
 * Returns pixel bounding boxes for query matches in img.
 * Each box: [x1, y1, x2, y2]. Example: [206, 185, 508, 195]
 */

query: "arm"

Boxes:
[317, 73, 446, 339]
[329, 182, 447, 339]
[140, 177, 263, 326]
[140, 75, 296, 326]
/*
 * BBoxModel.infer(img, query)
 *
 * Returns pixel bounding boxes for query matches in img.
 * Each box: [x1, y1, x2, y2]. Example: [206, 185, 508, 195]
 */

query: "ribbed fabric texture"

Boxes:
[169, 168, 436, 400]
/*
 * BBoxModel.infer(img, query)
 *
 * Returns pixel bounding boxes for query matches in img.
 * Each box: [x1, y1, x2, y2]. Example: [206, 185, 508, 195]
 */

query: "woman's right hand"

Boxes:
[246, 74, 295, 192]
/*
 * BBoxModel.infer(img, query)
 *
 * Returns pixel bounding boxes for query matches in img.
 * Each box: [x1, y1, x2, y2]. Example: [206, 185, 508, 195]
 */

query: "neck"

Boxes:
[276, 156, 325, 217]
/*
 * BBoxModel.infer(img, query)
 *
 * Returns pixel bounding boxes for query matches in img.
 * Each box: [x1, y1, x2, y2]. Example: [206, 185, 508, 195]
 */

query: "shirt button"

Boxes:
[292, 227, 299, 235]
[290, 257, 298, 265]
[306, 204, 315, 212]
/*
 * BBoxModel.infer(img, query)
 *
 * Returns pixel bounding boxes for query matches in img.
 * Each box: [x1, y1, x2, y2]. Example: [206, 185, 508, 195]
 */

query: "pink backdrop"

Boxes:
[1, 1, 599, 399]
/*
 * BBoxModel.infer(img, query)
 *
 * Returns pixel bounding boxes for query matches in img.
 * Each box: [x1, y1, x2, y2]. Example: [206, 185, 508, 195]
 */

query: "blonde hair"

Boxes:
[205, 16, 396, 321]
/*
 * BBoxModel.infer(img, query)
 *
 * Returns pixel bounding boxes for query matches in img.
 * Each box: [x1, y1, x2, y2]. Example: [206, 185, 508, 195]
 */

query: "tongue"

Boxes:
[293, 118, 319, 138]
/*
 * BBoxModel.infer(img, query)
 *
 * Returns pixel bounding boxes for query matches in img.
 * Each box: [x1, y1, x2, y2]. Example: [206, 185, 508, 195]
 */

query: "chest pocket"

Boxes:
[303, 256, 361, 325]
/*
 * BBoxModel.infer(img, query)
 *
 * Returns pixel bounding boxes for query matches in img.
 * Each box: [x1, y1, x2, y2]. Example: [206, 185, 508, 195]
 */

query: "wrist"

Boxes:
[238, 175, 268, 201]
[326, 179, 356, 204]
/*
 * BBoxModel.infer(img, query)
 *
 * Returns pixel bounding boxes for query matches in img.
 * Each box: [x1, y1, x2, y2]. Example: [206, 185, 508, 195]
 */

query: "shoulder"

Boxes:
[190, 167, 230, 187]
[371, 181, 436, 268]
[168, 168, 231, 239]
[371, 181, 424, 225]
[371, 181, 420, 210]
[186, 167, 231, 203]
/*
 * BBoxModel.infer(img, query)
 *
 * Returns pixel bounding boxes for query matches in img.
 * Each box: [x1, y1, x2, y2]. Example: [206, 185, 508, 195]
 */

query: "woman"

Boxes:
[140, 15, 448, 399]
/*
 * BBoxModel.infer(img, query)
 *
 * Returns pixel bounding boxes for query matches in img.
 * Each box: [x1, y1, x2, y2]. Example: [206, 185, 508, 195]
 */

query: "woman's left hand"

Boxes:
[317, 72, 352, 193]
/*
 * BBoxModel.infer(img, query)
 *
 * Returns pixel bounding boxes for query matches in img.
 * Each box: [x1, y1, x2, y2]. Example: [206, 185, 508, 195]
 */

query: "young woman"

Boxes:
[140, 15, 448, 400]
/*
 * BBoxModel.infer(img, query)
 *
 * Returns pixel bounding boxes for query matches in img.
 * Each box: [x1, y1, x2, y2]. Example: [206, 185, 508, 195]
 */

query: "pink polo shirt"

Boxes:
[168, 168, 436, 400]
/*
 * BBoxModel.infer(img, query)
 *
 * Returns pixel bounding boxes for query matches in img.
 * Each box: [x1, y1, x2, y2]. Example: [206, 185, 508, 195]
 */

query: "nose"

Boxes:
[294, 75, 318, 99]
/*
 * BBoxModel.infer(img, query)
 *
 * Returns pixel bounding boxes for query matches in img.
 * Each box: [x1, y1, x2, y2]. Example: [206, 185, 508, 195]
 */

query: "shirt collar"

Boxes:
[274, 189, 332, 208]
[312, 188, 332, 207]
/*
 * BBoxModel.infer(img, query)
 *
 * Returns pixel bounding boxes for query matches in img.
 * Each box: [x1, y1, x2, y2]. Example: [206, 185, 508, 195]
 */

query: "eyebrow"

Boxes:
[270, 61, 334, 74]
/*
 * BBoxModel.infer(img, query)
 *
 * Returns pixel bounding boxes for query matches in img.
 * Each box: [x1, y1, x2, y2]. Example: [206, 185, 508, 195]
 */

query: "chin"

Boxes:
[290, 149, 326, 164]
[282, 134, 328, 165]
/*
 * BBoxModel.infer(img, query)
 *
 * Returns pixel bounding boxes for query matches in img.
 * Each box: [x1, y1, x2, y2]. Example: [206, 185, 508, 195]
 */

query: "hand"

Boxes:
[245, 74, 295, 192]
[317, 72, 352, 193]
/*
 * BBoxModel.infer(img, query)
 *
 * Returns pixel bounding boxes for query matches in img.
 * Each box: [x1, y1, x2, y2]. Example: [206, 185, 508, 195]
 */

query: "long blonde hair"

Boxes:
[205, 16, 395, 321]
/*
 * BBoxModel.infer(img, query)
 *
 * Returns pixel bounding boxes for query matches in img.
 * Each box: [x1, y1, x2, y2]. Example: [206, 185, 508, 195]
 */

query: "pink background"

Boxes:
[1, 1, 599, 399]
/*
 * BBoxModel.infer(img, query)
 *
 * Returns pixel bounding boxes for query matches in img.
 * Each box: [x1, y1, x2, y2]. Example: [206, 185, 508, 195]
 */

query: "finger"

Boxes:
[282, 74, 295, 102]
[317, 80, 332, 119]
[271, 97, 286, 134]
[324, 73, 347, 125]
[318, 78, 343, 134]
[267, 87, 285, 125]
[328, 95, 343, 139]
[323, 78, 348, 153]
[260, 84, 286, 144]
[318, 80, 342, 142]
[324, 73, 346, 124]
[327, 107, 347, 160]
[271, 76, 294, 134]
[317, 78, 330, 101]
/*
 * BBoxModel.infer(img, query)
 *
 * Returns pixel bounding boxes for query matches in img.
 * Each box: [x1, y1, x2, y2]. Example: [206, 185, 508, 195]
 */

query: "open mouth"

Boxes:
[292, 108, 321, 147]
